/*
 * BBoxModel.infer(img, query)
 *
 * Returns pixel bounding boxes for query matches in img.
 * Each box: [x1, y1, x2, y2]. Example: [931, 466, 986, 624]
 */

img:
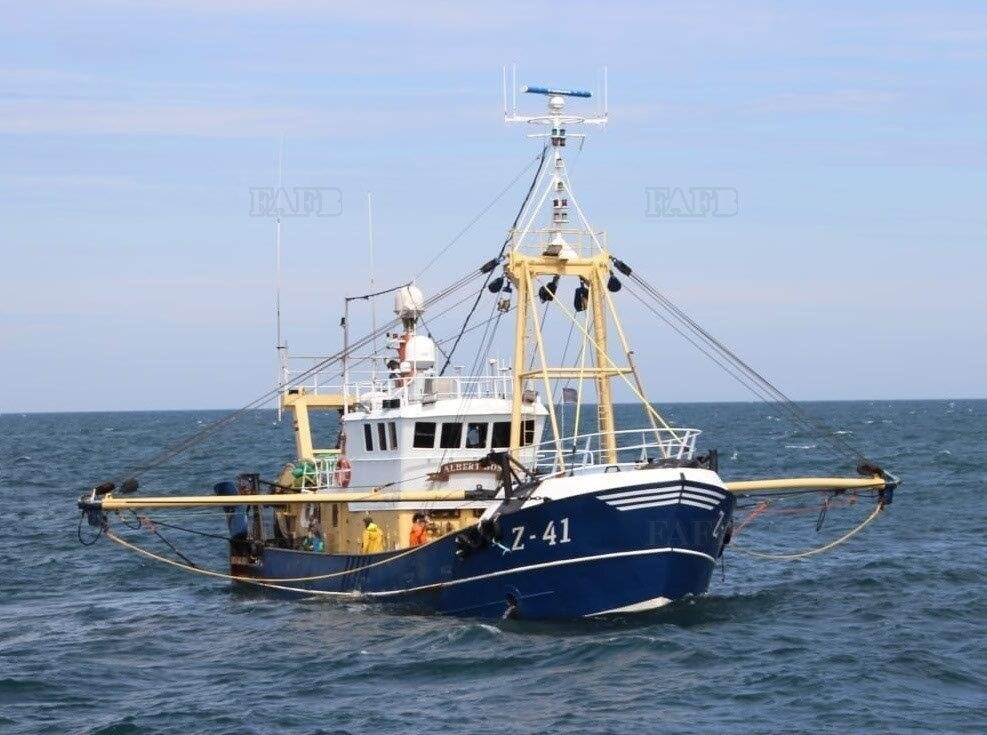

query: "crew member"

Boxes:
[362, 516, 383, 554]
[301, 530, 323, 553]
[409, 512, 428, 547]
[308, 516, 324, 541]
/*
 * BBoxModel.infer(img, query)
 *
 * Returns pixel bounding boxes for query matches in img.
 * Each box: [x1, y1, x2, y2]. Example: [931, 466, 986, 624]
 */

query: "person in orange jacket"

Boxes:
[409, 512, 428, 547]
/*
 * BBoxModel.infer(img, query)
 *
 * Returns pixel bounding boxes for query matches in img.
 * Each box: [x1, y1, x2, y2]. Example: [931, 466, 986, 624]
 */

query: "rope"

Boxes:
[105, 525, 426, 584]
[728, 500, 884, 561]
[77, 514, 103, 546]
[732, 500, 770, 535]
[138, 517, 231, 541]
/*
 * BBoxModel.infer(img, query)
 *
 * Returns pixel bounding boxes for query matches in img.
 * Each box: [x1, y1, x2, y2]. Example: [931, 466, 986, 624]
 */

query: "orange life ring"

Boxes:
[333, 456, 352, 488]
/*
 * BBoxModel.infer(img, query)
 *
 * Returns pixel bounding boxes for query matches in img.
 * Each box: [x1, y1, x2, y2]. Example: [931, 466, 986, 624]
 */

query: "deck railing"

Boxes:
[534, 427, 701, 475]
[283, 362, 516, 408]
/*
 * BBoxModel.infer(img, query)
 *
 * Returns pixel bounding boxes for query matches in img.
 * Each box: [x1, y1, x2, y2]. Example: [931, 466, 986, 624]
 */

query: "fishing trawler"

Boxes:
[78, 83, 898, 619]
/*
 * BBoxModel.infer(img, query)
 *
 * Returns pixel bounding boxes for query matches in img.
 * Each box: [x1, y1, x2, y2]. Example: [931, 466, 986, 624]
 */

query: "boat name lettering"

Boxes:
[427, 460, 501, 482]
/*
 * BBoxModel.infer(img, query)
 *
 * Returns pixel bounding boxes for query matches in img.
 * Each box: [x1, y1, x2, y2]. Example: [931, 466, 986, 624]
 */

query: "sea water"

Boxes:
[1, 401, 984, 734]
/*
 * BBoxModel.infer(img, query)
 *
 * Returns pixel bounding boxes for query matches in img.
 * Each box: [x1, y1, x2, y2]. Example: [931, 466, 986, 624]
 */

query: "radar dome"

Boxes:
[404, 334, 436, 370]
[394, 284, 425, 328]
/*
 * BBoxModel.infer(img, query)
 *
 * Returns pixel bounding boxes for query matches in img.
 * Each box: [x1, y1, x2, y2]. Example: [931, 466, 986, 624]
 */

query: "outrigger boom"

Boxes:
[727, 474, 897, 496]
[80, 488, 487, 512]
[80, 475, 896, 513]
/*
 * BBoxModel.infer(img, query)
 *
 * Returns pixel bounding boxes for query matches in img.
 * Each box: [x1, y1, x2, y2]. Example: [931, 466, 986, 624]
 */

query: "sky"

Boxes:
[2, 1, 986, 412]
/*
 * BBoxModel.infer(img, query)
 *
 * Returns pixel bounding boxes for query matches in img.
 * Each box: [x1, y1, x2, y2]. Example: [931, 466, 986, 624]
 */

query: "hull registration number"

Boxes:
[509, 518, 572, 551]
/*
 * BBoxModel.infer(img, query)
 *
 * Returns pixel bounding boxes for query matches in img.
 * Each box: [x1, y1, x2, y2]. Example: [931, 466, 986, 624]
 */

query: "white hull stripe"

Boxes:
[614, 498, 681, 510]
[599, 486, 727, 502]
[599, 486, 684, 501]
[614, 502, 716, 511]
[585, 595, 673, 617]
[616, 498, 719, 511]
[680, 486, 727, 500]
[605, 489, 682, 500]
[680, 491, 721, 505]
[607, 495, 682, 507]
[680, 499, 718, 510]
[253, 547, 716, 599]
[605, 491, 720, 506]
[600, 487, 725, 512]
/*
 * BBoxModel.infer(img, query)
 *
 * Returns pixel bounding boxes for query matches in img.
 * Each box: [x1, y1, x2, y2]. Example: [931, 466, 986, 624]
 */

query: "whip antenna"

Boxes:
[367, 192, 378, 382]
[274, 135, 288, 423]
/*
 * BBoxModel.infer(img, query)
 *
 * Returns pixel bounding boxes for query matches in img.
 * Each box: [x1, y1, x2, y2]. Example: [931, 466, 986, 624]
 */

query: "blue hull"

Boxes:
[238, 479, 735, 619]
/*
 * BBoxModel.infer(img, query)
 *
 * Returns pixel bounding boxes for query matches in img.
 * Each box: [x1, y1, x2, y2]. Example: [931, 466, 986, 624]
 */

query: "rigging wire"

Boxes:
[622, 281, 786, 410]
[105, 147, 553, 487]
[623, 269, 873, 465]
[439, 144, 550, 375]
[110, 267, 487, 485]
[434, 306, 513, 348]
[430, 297, 505, 474]
[415, 149, 546, 280]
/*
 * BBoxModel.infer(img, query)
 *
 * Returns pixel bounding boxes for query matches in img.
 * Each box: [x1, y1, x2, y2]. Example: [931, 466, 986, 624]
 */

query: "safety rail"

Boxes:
[509, 227, 608, 258]
[283, 362, 517, 408]
[534, 427, 701, 474]
[289, 453, 340, 489]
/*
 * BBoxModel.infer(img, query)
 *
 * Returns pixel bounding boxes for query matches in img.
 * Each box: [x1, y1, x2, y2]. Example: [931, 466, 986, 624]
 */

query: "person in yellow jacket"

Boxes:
[361, 516, 384, 554]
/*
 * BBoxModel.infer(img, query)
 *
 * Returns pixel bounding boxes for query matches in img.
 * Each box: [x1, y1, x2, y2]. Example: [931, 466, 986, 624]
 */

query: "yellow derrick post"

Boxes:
[589, 261, 617, 464]
[525, 264, 566, 471]
[292, 402, 314, 460]
[280, 390, 355, 462]
[508, 254, 530, 462]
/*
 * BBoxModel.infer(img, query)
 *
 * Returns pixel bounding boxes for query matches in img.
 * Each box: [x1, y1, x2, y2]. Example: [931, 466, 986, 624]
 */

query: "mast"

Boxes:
[503, 84, 623, 465]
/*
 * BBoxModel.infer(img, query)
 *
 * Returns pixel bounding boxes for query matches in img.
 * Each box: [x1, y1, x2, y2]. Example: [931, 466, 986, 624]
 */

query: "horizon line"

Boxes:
[3, 396, 984, 417]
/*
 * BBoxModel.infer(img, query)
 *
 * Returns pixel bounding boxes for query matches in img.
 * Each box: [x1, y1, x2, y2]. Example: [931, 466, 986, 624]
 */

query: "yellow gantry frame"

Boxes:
[504, 250, 627, 467]
[280, 389, 355, 460]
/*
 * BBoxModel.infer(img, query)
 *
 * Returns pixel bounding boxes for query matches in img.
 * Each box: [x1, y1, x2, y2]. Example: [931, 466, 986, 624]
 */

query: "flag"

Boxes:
[562, 387, 578, 404]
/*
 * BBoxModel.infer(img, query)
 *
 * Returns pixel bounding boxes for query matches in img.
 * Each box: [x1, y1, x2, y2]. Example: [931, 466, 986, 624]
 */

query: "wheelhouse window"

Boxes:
[388, 422, 398, 450]
[491, 421, 510, 449]
[363, 423, 373, 451]
[465, 422, 488, 449]
[522, 419, 535, 446]
[377, 422, 387, 451]
[413, 422, 436, 448]
[440, 422, 463, 449]
[490, 420, 535, 448]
